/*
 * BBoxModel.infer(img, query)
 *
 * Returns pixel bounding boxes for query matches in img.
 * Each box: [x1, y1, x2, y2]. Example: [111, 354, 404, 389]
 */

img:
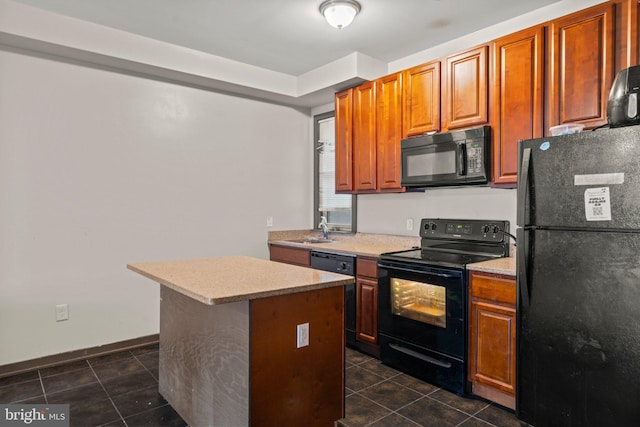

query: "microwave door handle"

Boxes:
[457, 143, 467, 176]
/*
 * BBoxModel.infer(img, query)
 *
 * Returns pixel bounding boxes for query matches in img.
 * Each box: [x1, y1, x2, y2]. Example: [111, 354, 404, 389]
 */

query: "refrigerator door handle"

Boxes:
[517, 229, 531, 307]
[517, 147, 532, 226]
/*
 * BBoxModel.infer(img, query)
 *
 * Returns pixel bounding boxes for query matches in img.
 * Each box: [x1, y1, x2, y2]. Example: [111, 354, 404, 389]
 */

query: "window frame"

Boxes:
[313, 111, 357, 234]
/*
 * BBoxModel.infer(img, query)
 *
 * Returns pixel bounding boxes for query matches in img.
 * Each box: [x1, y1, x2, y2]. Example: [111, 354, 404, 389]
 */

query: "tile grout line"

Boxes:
[131, 351, 159, 381]
[354, 391, 426, 426]
[36, 370, 48, 404]
[453, 415, 497, 427]
[87, 355, 129, 427]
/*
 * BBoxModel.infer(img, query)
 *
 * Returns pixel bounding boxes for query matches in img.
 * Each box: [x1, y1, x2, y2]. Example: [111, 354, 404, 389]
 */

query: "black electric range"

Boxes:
[377, 218, 511, 394]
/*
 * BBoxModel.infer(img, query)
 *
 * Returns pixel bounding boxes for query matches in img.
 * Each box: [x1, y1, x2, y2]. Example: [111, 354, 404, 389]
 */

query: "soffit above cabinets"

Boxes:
[3, 0, 569, 107]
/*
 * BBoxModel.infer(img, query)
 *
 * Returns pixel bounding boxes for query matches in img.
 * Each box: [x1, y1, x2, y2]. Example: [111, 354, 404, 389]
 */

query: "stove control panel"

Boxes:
[420, 218, 510, 242]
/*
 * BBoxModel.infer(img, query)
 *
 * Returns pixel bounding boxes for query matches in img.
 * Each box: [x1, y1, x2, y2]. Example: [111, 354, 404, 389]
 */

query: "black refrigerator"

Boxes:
[516, 125, 640, 427]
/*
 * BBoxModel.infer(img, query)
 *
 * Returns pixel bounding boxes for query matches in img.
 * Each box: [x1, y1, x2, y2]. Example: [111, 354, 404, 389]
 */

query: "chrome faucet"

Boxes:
[318, 216, 329, 240]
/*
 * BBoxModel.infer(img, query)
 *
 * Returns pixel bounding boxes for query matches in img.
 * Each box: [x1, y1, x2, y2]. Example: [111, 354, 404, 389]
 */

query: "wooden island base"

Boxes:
[159, 284, 345, 427]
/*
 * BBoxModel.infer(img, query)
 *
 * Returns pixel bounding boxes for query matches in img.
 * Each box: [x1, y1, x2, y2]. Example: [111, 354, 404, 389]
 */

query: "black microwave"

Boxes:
[400, 126, 491, 188]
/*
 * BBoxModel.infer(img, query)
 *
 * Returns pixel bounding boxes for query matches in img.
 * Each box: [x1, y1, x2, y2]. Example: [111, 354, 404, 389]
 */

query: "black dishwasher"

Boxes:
[310, 250, 356, 347]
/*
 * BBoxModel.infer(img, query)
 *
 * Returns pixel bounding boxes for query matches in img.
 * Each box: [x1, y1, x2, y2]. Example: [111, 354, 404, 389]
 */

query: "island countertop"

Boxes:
[127, 255, 354, 305]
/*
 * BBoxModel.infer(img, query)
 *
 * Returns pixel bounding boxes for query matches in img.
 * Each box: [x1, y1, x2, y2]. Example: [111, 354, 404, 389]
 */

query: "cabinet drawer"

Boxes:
[469, 272, 515, 305]
[357, 257, 378, 278]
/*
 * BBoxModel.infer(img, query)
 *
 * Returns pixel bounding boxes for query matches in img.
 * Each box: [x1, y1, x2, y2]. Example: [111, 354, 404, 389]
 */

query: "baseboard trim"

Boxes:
[0, 334, 159, 379]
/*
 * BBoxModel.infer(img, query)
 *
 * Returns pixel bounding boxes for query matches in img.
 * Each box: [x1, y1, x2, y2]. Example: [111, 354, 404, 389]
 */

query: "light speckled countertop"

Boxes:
[127, 256, 354, 305]
[269, 230, 516, 275]
[268, 230, 420, 257]
[467, 255, 516, 276]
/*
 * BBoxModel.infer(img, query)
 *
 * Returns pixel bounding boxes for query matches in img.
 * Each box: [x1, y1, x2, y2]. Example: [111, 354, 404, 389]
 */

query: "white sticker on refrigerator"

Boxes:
[574, 173, 624, 186]
[584, 187, 612, 221]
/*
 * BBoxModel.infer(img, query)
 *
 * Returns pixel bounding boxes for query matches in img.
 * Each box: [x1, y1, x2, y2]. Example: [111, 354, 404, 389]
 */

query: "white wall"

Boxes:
[0, 50, 312, 365]
[357, 189, 516, 236]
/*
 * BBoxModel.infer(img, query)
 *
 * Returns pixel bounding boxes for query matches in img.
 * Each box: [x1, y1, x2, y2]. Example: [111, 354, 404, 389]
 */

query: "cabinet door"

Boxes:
[615, 0, 639, 71]
[353, 82, 377, 192]
[356, 277, 378, 344]
[469, 300, 516, 404]
[402, 61, 441, 137]
[548, 3, 614, 130]
[468, 272, 516, 410]
[335, 88, 354, 193]
[444, 45, 489, 130]
[492, 26, 545, 186]
[376, 73, 404, 192]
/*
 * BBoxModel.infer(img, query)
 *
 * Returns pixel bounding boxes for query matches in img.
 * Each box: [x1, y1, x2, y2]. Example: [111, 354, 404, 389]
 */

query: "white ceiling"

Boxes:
[12, 0, 559, 77]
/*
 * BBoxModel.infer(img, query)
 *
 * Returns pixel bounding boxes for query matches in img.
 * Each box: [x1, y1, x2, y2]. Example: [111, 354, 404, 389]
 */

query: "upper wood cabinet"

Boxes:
[335, 88, 353, 193]
[335, 1, 638, 190]
[444, 46, 489, 130]
[376, 72, 404, 191]
[334, 74, 405, 195]
[402, 61, 441, 137]
[353, 82, 377, 192]
[548, 2, 615, 130]
[492, 26, 545, 187]
[615, 0, 640, 70]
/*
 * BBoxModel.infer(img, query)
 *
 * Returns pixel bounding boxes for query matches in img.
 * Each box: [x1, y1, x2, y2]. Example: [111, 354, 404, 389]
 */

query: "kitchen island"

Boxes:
[127, 256, 353, 427]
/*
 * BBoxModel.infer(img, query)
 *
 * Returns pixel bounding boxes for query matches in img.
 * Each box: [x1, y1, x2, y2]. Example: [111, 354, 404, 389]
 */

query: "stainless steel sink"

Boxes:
[286, 238, 335, 244]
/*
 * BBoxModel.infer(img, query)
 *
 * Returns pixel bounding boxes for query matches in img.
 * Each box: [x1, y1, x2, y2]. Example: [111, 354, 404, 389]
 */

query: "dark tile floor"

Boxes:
[0, 344, 520, 427]
[341, 348, 520, 427]
[0, 343, 186, 427]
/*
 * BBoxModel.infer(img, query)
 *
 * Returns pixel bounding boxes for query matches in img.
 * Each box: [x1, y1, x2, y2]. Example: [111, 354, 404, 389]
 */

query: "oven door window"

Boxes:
[390, 278, 446, 328]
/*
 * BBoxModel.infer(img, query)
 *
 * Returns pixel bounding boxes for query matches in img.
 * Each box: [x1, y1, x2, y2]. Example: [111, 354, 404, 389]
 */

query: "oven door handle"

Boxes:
[389, 343, 452, 368]
[378, 264, 460, 278]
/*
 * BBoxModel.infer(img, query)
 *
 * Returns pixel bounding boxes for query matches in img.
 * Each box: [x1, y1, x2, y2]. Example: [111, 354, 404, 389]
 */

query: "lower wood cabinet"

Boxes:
[269, 244, 310, 267]
[468, 271, 516, 410]
[355, 257, 379, 356]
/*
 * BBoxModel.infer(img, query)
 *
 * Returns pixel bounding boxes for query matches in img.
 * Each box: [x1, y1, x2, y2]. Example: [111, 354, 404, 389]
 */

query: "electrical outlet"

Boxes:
[55, 304, 69, 322]
[296, 322, 309, 348]
[266, 216, 274, 227]
[406, 218, 414, 231]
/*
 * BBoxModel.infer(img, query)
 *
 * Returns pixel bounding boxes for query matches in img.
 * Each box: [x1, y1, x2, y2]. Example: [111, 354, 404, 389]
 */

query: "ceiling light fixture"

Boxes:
[319, 0, 361, 29]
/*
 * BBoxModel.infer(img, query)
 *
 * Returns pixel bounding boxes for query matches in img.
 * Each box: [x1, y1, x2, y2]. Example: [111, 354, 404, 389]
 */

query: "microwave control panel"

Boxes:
[465, 142, 483, 174]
